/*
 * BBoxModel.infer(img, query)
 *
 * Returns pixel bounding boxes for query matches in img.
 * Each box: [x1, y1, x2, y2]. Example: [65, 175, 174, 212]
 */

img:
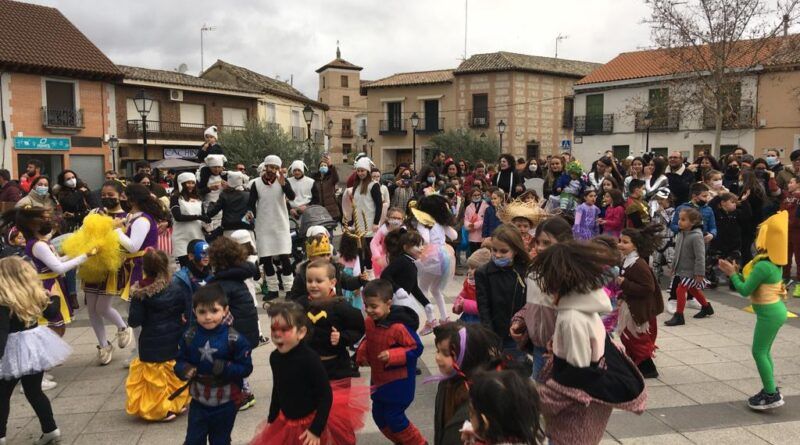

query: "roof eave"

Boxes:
[315, 64, 363, 73]
[364, 80, 453, 90]
[0, 62, 122, 81]
[120, 78, 262, 98]
[453, 67, 589, 78]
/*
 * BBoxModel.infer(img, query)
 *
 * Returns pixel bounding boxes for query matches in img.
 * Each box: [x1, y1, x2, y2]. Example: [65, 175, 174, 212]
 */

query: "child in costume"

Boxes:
[719, 211, 790, 410]
[617, 225, 665, 378]
[337, 232, 364, 310]
[302, 260, 368, 444]
[175, 283, 253, 445]
[251, 301, 333, 445]
[370, 207, 405, 277]
[664, 207, 715, 326]
[357, 280, 425, 445]
[625, 179, 650, 228]
[170, 172, 208, 267]
[381, 229, 436, 334]
[555, 161, 585, 212]
[463, 187, 489, 256]
[342, 156, 383, 276]
[173, 240, 212, 325]
[412, 195, 457, 329]
[230, 229, 266, 343]
[650, 189, 675, 282]
[126, 249, 190, 421]
[572, 188, 600, 240]
[0, 257, 72, 445]
[598, 189, 625, 238]
[530, 241, 647, 445]
[499, 199, 545, 257]
[591, 236, 622, 334]
[453, 248, 492, 324]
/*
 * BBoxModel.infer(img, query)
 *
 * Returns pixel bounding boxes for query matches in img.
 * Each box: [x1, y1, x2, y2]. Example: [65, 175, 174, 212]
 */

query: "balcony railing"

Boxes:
[291, 126, 306, 141]
[124, 120, 244, 140]
[468, 110, 490, 128]
[341, 128, 354, 138]
[703, 105, 754, 130]
[635, 110, 680, 132]
[573, 114, 614, 135]
[41, 107, 84, 129]
[379, 119, 407, 135]
[562, 110, 573, 129]
[417, 117, 445, 134]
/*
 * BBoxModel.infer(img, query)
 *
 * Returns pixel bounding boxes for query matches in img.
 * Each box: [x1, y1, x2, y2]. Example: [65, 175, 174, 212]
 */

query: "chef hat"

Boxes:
[229, 229, 256, 251]
[264, 155, 282, 167]
[177, 172, 196, 192]
[226, 171, 245, 190]
[204, 125, 218, 138]
[289, 160, 307, 173]
[354, 156, 373, 171]
[206, 154, 226, 168]
[256, 162, 266, 175]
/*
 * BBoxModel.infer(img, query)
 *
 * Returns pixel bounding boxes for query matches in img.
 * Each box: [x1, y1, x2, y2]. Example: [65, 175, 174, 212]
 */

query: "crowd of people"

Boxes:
[0, 125, 795, 444]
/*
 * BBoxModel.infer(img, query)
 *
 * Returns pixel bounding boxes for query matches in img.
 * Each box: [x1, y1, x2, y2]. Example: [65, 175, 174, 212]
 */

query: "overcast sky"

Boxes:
[31, 0, 658, 96]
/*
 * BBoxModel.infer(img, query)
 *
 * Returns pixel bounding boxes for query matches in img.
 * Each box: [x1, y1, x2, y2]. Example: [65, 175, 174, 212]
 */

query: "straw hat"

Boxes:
[499, 199, 547, 226]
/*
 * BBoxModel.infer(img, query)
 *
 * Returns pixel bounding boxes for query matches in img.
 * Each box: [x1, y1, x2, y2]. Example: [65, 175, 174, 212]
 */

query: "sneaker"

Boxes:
[116, 326, 133, 349]
[97, 343, 113, 366]
[40, 378, 57, 391]
[693, 303, 714, 319]
[687, 299, 703, 310]
[748, 389, 785, 410]
[33, 428, 60, 445]
[664, 313, 685, 327]
[239, 393, 256, 411]
[161, 412, 177, 422]
[666, 299, 677, 314]
[419, 320, 438, 336]
[793, 284, 800, 298]
[123, 348, 137, 369]
[43, 373, 54, 381]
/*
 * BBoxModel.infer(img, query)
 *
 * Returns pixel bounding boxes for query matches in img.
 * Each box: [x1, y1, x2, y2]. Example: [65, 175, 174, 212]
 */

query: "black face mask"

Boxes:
[446, 192, 456, 198]
[120, 199, 132, 213]
[39, 222, 53, 236]
[101, 198, 119, 209]
[696, 199, 707, 207]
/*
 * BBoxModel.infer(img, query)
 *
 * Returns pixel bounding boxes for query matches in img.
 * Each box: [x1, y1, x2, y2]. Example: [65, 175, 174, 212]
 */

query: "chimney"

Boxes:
[784, 14, 789, 37]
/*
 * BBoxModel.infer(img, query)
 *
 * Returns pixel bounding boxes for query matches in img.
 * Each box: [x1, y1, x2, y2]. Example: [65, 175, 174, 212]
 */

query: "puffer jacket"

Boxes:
[209, 263, 261, 348]
[128, 276, 185, 363]
[672, 226, 705, 278]
[475, 260, 527, 343]
[206, 189, 253, 231]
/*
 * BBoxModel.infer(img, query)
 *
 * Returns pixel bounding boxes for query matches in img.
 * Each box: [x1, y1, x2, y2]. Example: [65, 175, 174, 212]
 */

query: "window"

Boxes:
[585, 94, 604, 133]
[179, 103, 205, 127]
[222, 107, 247, 128]
[265, 103, 276, 123]
[126, 98, 160, 131]
[471, 94, 488, 127]
[341, 75, 349, 87]
[612, 145, 630, 159]
[343, 95, 350, 107]
[343, 143, 352, 154]
[424, 99, 440, 131]
[322, 76, 326, 89]
[341, 119, 352, 130]
[562, 97, 574, 128]
[342, 118, 352, 137]
[44, 80, 78, 127]
[387, 102, 402, 131]
[291, 110, 301, 126]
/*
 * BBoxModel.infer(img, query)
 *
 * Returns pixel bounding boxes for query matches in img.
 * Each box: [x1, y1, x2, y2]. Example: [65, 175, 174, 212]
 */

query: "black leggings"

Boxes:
[363, 236, 374, 270]
[0, 372, 56, 437]
[260, 255, 292, 277]
[468, 242, 483, 257]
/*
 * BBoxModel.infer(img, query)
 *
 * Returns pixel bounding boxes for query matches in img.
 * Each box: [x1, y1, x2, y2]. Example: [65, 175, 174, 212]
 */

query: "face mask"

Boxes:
[34, 186, 48, 196]
[711, 180, 723, 189]
[387, 218, 403, 227]
[472, 197, 482, 203]
[766, 156, 779, 167]
[319, 166, 329, 175]
[427, 177, 435, 184]
[727, 166, 740, 175]
[696, 199, 707, 207]
[65, 178, 77, 188]
[492, 256, 512, 267]
[39, 222, 53, 236]
[529, 164, 538, 172]
[446, 192, 456, 198]
[101, 198, 119, 209]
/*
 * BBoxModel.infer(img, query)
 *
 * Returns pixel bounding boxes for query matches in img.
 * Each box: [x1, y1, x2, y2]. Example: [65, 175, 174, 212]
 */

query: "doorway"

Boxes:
[16, 153, 63, 179]
[526, 141, 540, 160]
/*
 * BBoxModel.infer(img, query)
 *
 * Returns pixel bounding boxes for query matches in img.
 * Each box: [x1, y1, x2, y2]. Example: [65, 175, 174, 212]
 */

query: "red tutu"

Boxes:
[250, 378, 370, 445]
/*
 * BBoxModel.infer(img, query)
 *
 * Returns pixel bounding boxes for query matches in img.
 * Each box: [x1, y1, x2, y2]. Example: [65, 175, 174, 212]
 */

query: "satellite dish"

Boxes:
[177, 63, 188, 74]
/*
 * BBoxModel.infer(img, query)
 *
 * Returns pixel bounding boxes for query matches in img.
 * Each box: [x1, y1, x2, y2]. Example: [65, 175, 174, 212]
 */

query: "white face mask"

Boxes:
[529, 164, 538, 172]
[387, 218, 403, 227]
[65, 178, 77, 188]
[712, 179, 723, 189]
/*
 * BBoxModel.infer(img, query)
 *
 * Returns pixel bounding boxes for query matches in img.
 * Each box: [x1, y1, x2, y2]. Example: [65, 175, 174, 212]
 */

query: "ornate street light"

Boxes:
[643, 112, 653, 154]
[497, 119, 506, 152]
[108, 135, 119, 173]
[368, 137, 375, 158]
[133, 90, 154, 161]
[410, 112, 420, 168]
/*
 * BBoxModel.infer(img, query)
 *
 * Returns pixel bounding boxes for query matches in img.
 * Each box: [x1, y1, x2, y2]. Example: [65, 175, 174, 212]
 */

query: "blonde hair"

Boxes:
[0, 257, 49, 326]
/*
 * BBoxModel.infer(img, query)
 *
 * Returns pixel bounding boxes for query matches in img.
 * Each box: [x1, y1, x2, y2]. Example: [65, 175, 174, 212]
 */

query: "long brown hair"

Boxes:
[529, 240, 618, 301]
[492, 224, 531, 266]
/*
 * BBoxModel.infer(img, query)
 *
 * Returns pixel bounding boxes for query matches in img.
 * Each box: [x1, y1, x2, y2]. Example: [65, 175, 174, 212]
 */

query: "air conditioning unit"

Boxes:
[169, 89, 184, 102]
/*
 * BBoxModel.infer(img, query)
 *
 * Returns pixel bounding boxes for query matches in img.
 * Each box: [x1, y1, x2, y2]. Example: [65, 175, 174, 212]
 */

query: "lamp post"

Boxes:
[108, 135, 119, 174]
[643, 112, 653, 154]
[480, 132, 487, 141]
[303, 105, 314, 151]
[410, 112, 420, 168]
[133, 90, 154, 161]
[368, 138, 375, 159]
[497, 119, 506, 152]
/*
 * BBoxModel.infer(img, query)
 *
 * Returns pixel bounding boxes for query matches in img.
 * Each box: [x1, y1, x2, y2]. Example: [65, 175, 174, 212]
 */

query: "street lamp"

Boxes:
[108, 135, 119, 174]
[368, 138, 375, 159]
[326, 118, 333, 149]
[410, 112, 420, 168]
[643, 112, 653, 154]
[303, 105, 314, 141]
[133, 90, 154, 161]
[480, 132, 487, 141]
[497, 119, 506, 152]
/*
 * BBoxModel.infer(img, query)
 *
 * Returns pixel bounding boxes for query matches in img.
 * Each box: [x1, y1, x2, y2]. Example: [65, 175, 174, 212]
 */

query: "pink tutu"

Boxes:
[417, 244, 456, 286]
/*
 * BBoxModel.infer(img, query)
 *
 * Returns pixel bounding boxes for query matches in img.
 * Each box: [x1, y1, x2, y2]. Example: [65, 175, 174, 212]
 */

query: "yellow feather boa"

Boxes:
[62, 213, 124, 284]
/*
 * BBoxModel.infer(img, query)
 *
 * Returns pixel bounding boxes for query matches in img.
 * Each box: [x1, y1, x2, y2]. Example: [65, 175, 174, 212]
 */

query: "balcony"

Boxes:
[703, 105, 754, 130]
[379, 119, 407, 135]
[124, 120, 245, 140]
[468, 110, 490, 128]
[291, 126, 306, 141]
[635, 110, 680, 132]
[573, 114, 614, 136]
[341, 128, 354, 138]
[41, 107, 84, 131]
[416, 117, 445, 134]
[562, 110, 573, 129]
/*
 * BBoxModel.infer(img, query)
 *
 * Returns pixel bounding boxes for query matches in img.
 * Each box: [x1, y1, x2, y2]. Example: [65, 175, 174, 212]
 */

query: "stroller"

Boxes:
[298, 205, 338, 245]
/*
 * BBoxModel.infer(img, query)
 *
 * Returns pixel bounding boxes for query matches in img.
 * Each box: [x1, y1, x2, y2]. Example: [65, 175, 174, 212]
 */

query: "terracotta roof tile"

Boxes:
[316, 57, 363, 73]
[118, 65, 260, 94]
[455, 51, 601, 78]
[0, 0, 121, 79]
[364, 69, 454, 88]
[203, 60, 327, 109]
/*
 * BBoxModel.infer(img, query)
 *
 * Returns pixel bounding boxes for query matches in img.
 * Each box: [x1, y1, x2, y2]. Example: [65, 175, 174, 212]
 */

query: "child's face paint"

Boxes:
[270, 315, 305, 354]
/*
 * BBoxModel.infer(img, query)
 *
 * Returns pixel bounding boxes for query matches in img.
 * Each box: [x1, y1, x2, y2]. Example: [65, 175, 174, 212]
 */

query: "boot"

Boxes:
[280, 273, 294, 297]
[393, 424, 427, 445]
[693, 303, 714, 319]
[67, 293, 79, 310]
[263, 274, 280, 302]
[664, 313, 685, 326]
[637, 358, 659, 379]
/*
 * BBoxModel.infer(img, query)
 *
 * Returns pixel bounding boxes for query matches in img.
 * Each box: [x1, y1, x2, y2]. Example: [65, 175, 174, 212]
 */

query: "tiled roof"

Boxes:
[0, 0, 121, 80]
[118, 65, 260, 94]
[454, 51, 601, 78]
[203, 60, 327, 109]
[364, 69, 454, 89]
[577, 35, 800, 85]
[316, 58, 363, 73]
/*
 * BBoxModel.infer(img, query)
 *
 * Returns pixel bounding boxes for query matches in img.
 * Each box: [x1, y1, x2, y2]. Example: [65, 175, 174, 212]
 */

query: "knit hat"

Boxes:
[204, 126, 218, 138]
[354, 156, 373, 171]
[206, 154, 226, 168]
[289, 160, 307, 174]
[306, 233, 333, 258]
[177, 172, 196, 192]
[229, 229, 255, 251]
[467, 248, 492, 269]
[226, 171, 245, 190]
[264, 155, 282, 167]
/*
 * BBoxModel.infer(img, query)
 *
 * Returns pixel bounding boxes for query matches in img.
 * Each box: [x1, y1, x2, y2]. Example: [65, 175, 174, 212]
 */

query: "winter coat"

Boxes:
[672, 226, 705, 278]
[492, 168, 524, 199]
[312, 166, 341, 221]
[475, 260, 527, 342]
[666, 164, 694, 205]
[128, 276, 185, 363]
[671, 202, 717, 238]
[463, 200, 488, 243]
[172, 265, 212, 325]
[711, 206, 745, 254]
[206, 189, 253, 231]
[481, 204, 502, 238]
[209, 263, 261, 348]
[0, 181, 22, 204]
[619, 257, 664, 325]
[434, 380, 470, 445]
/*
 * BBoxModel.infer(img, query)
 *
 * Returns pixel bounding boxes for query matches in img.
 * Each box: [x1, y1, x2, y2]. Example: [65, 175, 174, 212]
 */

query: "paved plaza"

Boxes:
[4, 278, 800, 444]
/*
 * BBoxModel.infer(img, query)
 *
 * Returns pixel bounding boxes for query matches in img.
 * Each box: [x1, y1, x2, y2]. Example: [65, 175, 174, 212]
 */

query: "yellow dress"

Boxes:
[125, 358, 190, 421]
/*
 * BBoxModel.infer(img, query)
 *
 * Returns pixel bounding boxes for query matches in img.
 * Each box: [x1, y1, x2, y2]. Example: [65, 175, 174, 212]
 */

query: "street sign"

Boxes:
[560, 139, 571, 149]
[14, 137, 70, 150]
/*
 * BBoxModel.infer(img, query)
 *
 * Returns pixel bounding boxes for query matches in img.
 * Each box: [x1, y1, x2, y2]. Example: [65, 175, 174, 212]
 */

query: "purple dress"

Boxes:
[84, 210, 128, 295]
[121, 213, 159, 300]
[573, 203, 601, 241]
[26, 239, 71, 327]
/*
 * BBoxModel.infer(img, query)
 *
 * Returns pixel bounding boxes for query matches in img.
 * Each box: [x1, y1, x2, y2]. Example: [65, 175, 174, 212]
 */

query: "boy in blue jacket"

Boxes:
[173, 240, 212, 325]
[670, 182, 717, 239]
[175, 283, 253, 445]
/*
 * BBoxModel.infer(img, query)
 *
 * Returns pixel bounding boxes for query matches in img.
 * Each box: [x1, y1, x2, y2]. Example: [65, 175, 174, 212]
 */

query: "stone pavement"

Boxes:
[5, 277, 800, 444]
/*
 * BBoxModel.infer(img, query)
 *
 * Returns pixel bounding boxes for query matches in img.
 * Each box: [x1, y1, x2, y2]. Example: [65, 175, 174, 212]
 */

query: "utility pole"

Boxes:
[555, 33, 568, 58]
[200, 23, 216, 73]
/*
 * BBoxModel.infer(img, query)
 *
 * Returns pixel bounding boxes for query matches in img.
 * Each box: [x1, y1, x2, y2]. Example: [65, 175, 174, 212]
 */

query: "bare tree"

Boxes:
[645, 0, 800, 155]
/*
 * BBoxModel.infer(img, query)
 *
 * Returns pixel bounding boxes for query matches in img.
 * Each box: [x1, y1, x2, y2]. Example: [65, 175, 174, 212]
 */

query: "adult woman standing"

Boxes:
[588, 156, 623, 190]
[343, 157, 382, 275]
[311, 154, 341, 222]
[169, 173, 207, 267]
[388, 166, 415, 212]
[523, 158, 543, 179]
[644, 157, 669, 202]
[740, 169, 768, 265]
[543, 155, 566, 199]
[492, 154, 524, 199]
[15, 176, 56, 211]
